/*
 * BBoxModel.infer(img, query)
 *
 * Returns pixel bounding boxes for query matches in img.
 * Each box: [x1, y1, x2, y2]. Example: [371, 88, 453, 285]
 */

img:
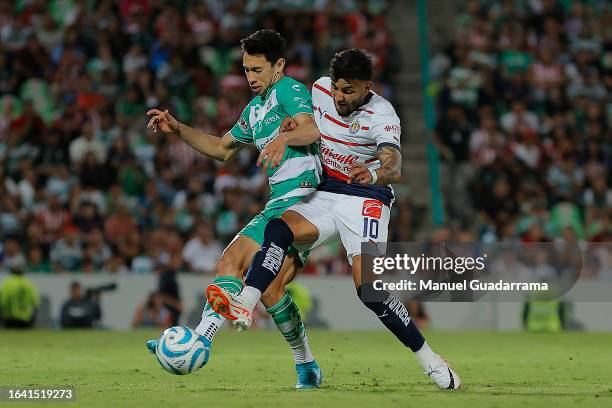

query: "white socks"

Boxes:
[239, 286, 262, 312]
[415, 341, 440, 370]
[195, 306, 225, 342]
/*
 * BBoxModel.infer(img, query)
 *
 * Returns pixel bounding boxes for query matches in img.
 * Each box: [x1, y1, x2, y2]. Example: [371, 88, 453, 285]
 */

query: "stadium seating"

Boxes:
[0, 0, 399, 275]
[431, 0, 610, 246]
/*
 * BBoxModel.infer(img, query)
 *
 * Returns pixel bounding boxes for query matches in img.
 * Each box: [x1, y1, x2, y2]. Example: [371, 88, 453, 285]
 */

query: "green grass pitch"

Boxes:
[1, 330, 611, 407]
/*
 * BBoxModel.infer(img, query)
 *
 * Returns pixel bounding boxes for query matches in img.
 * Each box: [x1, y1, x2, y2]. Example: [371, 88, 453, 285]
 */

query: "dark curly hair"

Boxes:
[330, 49, 373, 82]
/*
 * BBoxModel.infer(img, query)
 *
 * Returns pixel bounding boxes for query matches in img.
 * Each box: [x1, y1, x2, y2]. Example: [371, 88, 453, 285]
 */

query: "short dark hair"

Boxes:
[330, 49, 373, 82]
[240, 29, 286, 65]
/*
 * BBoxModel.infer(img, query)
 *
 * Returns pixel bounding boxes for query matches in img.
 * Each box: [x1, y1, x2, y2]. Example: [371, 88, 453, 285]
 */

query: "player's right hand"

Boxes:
[146, 109, 179, 134]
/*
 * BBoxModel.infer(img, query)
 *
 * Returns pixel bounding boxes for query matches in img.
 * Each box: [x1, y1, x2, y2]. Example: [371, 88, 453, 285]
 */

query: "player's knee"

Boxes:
[214, 255, 241, 278]
[264, 218, 294, 247]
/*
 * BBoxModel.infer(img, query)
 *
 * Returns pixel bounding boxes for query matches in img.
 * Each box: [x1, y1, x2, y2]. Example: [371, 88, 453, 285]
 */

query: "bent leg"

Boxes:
[195, 235, 260, 340]
[209, 191, 338, 325]
[243, 210, 319, 295]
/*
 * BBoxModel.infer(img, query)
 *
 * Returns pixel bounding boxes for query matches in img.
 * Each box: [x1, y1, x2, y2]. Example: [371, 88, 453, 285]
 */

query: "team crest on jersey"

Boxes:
[239, 117, 248, 132]
[362, 199, 383, 219]
[349, 120, 361, 134]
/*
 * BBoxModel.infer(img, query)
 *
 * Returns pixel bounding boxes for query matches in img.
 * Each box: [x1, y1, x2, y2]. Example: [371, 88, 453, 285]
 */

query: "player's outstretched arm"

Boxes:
[257, 113, 319, 169]
[146, 109, 243, 162]
[348, 146, 402, 185]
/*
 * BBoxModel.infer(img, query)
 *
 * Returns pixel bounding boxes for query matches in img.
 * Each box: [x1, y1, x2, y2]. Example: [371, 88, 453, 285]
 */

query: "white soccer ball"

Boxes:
[155, 326, 210, 375]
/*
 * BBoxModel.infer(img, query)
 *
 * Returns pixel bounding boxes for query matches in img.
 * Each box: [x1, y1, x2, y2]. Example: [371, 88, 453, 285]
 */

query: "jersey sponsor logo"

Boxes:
[362, 199, 383, 219]
[264, 114, 281, 125]
[384, 124, 401, 142]
[383, 124, 401, 143]
[320, 146, 359, 165]
[293, 96, 310, 109]
[238, 117, 249, 133]
[292, 84, 301, 92]
[349, 120, 361, 134]
[320, 146, 359, 174]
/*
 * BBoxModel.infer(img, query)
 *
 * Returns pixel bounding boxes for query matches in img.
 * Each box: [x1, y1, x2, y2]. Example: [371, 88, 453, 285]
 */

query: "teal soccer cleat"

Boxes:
[295, 361, 323, 389]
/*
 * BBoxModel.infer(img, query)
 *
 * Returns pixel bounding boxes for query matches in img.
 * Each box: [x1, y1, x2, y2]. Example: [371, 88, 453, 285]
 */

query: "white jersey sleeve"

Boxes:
[370, 110, 401, 150]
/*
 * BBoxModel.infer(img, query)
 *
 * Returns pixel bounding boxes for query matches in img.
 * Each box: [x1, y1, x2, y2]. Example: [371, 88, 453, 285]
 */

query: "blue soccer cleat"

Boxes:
[295, 360, 323, 389]
[146, 339, 157, 354]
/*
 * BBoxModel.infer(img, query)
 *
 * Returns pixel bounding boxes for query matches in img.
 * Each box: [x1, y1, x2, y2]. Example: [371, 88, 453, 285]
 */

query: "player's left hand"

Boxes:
[348, 163, 373, 184]
[258, 133, 288, 170]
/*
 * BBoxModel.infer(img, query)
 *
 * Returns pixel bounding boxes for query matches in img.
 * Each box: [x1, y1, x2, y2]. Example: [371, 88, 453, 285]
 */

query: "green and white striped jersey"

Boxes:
[230, 76, 321, 203]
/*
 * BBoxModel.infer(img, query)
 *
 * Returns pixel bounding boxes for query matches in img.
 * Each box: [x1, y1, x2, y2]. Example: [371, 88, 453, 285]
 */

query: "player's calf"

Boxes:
[207, 218, 296, 328]
[357, 282, 425, 352]
[265, 293, 323, 389]
[357, 282, 461, 390]
[244, 218, 295, 294]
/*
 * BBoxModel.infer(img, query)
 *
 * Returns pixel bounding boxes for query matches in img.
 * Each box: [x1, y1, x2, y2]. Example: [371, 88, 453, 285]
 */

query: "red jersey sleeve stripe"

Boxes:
[324, 113, 349, 128]
[321, 133, 376, 147]
[314, 83, 332, 97]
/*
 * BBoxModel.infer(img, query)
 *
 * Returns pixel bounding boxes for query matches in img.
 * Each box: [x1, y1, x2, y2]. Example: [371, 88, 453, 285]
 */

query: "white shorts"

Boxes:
[289, 191, 391, 265]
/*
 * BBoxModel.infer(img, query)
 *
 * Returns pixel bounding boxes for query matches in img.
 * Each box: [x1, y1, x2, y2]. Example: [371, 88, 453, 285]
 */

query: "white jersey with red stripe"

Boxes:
[311, 76, 401, 207]
[288, 77, 401, 264]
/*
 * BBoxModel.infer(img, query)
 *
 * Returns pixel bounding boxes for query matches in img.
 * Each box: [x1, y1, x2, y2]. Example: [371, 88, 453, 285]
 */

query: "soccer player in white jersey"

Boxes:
[207, 49, 461, 390]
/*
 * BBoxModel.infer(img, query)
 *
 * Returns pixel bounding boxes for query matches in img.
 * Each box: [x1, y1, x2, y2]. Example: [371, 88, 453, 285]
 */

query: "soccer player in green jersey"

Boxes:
[145, 29, 322, 388]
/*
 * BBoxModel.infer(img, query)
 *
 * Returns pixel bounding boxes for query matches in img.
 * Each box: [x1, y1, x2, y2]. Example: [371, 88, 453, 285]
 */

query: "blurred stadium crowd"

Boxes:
[0, 0, 400, 275]
[432, 0, 611, 246]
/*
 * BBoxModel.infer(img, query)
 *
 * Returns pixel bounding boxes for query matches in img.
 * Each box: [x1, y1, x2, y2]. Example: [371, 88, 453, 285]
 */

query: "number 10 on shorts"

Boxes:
[362, 199, 382, 239]
[363, 218, 379, 239]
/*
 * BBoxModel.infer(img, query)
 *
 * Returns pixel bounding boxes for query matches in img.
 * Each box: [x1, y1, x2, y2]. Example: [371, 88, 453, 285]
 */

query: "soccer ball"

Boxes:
[154, 326, 210, 375]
